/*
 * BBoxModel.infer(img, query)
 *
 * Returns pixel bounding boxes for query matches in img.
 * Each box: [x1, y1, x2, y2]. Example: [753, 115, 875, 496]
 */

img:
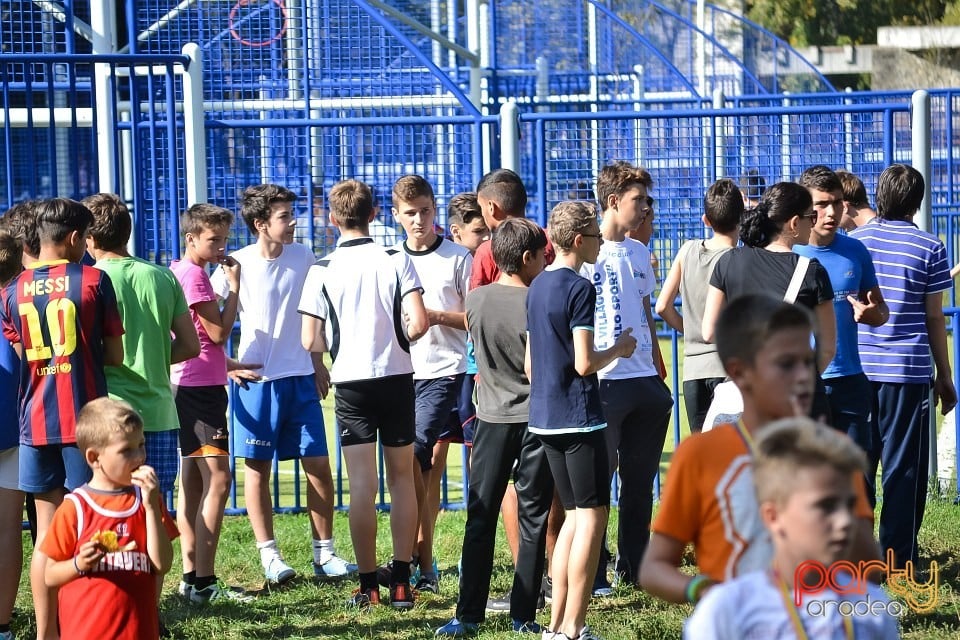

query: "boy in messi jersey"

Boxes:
[0, 197, 124, 640]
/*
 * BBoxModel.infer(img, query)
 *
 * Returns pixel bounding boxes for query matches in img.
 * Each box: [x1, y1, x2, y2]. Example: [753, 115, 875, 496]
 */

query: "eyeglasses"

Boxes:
[801, 210, 818, 222]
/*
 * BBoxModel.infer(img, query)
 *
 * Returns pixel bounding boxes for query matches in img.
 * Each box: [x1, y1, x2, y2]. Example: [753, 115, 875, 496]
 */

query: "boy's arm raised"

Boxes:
[132, 466, 174, 575]
[573, 327, 636, 377]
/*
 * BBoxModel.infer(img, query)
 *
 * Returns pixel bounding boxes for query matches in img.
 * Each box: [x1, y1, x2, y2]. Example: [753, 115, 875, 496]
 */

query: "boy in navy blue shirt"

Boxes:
[526, 201, 636, 640]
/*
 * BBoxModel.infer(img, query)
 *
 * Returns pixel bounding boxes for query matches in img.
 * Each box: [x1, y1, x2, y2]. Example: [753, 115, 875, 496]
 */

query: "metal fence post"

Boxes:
[712, 88, 725, 182]
[90, 0, 116, 193]
[182, 43, 207, 207]
[500, 100, 520, 172]
[912, 90, 932, 233]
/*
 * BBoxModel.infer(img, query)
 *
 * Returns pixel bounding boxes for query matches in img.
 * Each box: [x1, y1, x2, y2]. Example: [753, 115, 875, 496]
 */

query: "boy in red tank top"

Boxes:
[40, 398, 178, 640]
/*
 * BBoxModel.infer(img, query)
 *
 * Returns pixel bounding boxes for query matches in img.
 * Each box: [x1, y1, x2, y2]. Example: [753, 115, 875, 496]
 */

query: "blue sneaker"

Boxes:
[263, 554, 296, 585]
[435, 617, 479, 637]
[513, 619, 544, 633]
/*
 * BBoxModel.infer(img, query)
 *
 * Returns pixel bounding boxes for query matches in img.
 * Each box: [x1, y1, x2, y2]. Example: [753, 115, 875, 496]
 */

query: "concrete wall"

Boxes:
[871, 48, 960, 90]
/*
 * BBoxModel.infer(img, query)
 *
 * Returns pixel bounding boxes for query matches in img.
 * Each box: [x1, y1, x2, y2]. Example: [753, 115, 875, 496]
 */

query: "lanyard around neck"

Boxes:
[772, 570, 855, 640]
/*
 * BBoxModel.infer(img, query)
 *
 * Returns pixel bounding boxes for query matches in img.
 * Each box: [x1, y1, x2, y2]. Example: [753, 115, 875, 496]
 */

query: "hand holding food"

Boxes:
[130, 465, 160, 504]
[91, 529, 137, 553]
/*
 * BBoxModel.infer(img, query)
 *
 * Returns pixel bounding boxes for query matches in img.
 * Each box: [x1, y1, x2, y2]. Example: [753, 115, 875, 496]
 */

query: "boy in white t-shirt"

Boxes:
[211, 184, 356, 586]
[581, 162, 672, 589]
[685, 418, 899, 640]
[300, 179, 428, 609]
[391, 175, 472, 594]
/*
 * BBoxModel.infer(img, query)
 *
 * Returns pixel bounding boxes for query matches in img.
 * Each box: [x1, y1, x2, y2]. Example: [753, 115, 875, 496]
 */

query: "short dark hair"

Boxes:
[835, 170, 869, 208]
[447, 192, 482, 227]
[392, 175, 435, 208]
[875, 164, 924, 221]
[798, 165, 842, 194]
[4, 200, 41, 257]
[240, 184, 297, 234]
[0, 228, 23, 285]
[704, 179, 744, 234]
[329, 179, 374, 230]
[35, 198, 94, 245]
[180, 203, 234, 237]
[716, 294, 814, 370]
[596, 161, 652, 209]
[492, 218, 547, 275]
[739, 182, 812, 248]
[477, 169, 527, 216]
[741, 169, 766, 201]
[82, 193, 132, 251]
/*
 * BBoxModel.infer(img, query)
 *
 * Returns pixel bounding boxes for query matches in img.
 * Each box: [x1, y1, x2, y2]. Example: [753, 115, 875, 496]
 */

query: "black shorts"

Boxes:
[174, 385, 229, 457]
[538, 429, 609, 509]
[334, 374, 415, 448]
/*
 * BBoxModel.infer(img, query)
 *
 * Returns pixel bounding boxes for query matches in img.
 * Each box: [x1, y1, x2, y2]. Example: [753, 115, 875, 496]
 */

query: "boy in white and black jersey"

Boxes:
[299, 179, 429, 609]
[391, 175, 472, 594]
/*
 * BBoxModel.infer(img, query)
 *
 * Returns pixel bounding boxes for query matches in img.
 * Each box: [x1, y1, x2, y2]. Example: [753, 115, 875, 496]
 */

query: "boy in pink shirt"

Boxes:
[170, 204, 257, 602]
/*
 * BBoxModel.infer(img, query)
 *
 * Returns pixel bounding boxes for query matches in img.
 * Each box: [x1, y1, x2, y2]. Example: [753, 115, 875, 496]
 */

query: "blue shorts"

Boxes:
[233, 375, 329, 461]
[438, 373, 476, 446]
[414, 374, 465, 470]
[145, 430, 180, 495]
[19, 443, 91, 493]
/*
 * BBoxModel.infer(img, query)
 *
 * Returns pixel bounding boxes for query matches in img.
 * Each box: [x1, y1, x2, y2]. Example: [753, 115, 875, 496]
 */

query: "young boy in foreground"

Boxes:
[436, 218, 552, 637]
[41, 398, 178, 640]
[685, 418, 899, 639]
[526, 201, 637, 640]
[639, 294, 879, 604]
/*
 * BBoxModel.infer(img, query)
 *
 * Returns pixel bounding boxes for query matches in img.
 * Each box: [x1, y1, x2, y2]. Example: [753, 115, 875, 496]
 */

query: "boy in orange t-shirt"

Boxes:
[638, 294, 878, 604]
[41, 398, 178, 640]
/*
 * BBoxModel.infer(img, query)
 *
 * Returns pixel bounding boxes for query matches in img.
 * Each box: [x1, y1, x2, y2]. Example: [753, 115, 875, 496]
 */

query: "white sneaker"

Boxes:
[313, 553, 358, 580]
[263, 554, 296, 585]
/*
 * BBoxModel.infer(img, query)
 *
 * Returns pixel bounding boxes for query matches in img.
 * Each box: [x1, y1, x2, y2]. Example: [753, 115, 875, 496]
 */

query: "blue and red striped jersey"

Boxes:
[0, 260, 124, 445]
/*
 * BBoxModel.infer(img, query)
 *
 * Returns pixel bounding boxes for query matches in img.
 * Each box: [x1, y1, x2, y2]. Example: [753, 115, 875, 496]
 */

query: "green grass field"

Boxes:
[10, 341, 960, 638]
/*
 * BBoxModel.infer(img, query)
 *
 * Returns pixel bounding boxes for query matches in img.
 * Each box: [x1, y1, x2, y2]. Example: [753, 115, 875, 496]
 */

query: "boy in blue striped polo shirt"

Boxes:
[849, 163, 957, 568]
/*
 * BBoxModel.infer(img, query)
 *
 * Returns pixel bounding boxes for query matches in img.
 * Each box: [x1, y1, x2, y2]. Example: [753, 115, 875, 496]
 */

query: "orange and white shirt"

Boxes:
[652, 423, 873, 583]
[41, 485, 178, 640]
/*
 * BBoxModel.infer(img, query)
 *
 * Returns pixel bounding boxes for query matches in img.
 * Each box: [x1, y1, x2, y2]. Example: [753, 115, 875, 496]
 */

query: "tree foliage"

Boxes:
[745, 0, 952, 46]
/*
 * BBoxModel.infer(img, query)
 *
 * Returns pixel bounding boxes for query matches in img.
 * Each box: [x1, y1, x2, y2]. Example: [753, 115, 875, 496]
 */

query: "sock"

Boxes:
[312, 538, 335, 565]
[182, 571, 196, 585]
[193, 575, 217, 591]
[391, 559, 411, 585]
[359, 571, 379, 592]
[257, 539, 280, 568]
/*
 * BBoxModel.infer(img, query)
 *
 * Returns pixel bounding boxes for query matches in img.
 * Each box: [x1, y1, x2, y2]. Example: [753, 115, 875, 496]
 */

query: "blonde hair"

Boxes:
[547, 200, 598, 250]
[753, 417, 867, 506]
[328, 179, 374, 230]
[76, 398, 144, 454]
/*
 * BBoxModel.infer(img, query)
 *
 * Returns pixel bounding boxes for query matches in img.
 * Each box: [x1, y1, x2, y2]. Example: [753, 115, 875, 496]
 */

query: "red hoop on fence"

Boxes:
[229, 0, 289, 47]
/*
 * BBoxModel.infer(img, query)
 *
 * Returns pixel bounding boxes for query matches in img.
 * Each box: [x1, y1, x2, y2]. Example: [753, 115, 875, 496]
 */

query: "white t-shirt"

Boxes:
[398, 237, 471, 379]
[580, 237, 657, 379]
[685, 570, 900, 639]
[211, 242, 316, 381]
[298, 237, 422, 384]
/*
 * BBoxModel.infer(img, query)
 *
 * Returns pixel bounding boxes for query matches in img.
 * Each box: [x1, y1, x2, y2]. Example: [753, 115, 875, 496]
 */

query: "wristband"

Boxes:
[685, 574, 712, 604]
[73, 555, 87, 577]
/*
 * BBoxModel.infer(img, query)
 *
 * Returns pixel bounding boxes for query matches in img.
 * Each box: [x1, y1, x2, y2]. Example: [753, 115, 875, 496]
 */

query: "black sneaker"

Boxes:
[415, 576, 439, 594]
[485, 591, 511, 612]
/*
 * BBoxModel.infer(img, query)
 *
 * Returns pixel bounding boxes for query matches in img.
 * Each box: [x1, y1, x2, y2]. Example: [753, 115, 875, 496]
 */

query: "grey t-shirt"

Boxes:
[677, 239, 730, 381]
[465, 283, 530, 423]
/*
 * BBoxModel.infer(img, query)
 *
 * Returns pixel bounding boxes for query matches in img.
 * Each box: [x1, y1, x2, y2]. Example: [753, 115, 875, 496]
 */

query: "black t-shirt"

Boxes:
[709, 246, 833, 309]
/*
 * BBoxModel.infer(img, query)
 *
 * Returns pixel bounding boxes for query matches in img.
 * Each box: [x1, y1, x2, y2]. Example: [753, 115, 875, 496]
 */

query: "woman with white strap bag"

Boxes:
[700, 182, 836, 431]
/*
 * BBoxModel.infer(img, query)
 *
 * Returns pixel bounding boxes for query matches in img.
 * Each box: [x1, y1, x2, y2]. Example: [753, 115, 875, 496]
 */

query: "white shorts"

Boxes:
[0, 447, 18, 491]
